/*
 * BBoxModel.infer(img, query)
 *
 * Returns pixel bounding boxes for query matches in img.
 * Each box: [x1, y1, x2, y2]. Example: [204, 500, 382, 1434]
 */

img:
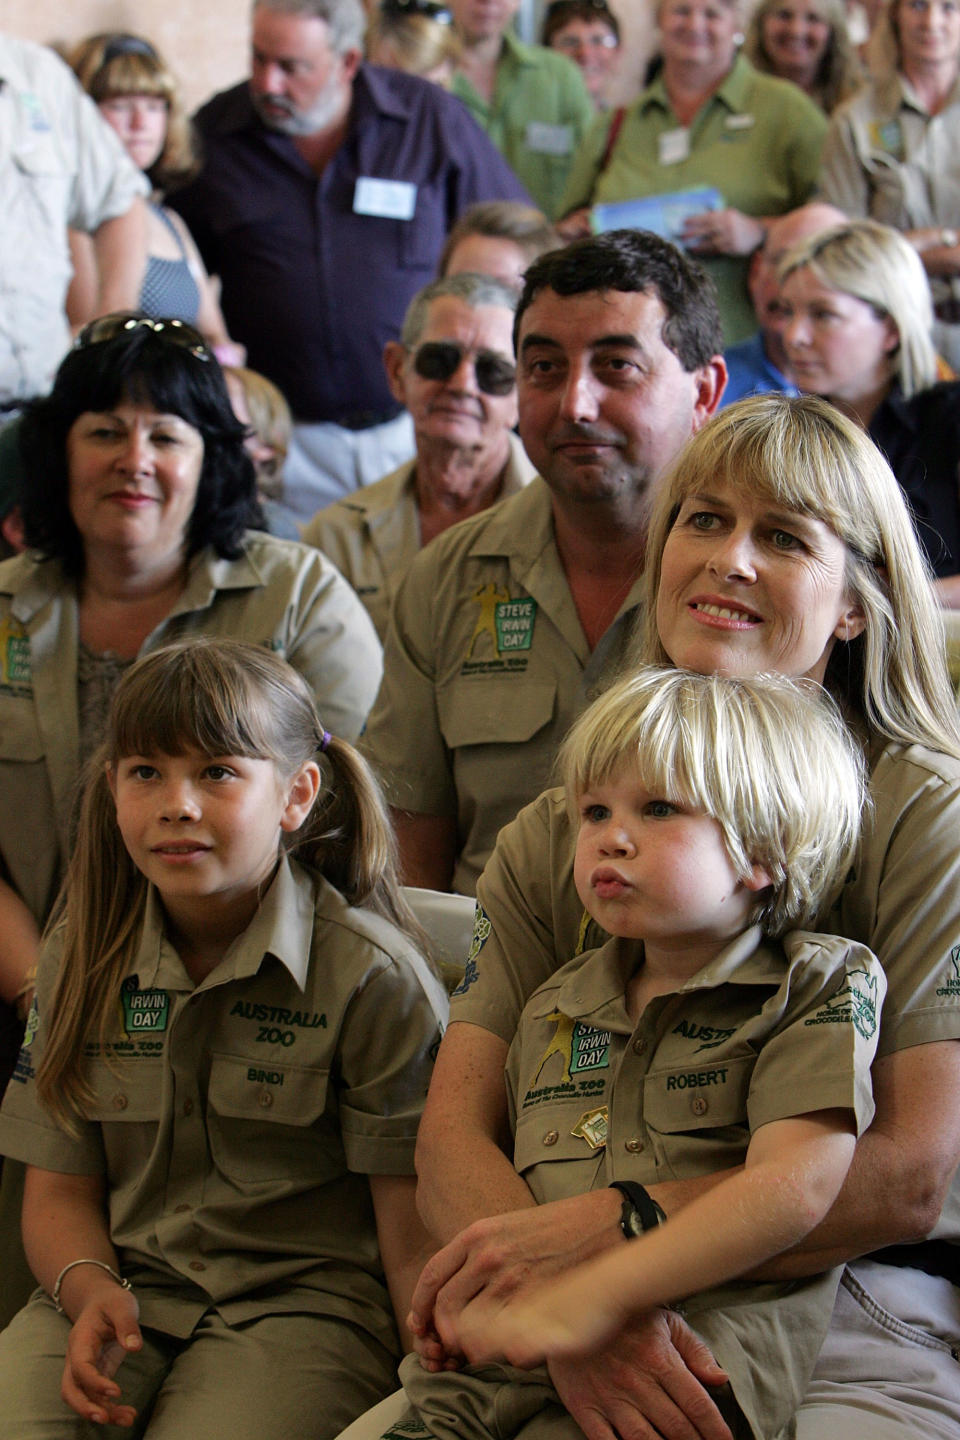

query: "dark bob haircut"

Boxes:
[19, 324, 262, 576]
[514, 229, 723, 371]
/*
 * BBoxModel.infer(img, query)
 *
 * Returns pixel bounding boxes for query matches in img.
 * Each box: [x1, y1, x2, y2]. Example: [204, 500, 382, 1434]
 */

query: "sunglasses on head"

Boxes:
[381, 0, 453, 20]
[74, 313, 211, 362]
[412, 341, 516, 396]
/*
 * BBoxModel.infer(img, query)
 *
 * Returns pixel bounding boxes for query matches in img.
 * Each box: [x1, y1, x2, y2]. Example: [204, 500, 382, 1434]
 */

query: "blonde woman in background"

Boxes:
[820, 0, 960, 367]
[745, 0, 862, 112]
[366, 0, 462, 85]
[779, 217, 960, 604]
[68, 33, 243, 364]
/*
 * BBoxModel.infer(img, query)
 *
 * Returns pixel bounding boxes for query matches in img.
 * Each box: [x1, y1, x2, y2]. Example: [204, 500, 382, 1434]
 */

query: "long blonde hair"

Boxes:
[37, 638, 430, 1129]
[562, 667, 868, 935]
[639, 394, 960, 760]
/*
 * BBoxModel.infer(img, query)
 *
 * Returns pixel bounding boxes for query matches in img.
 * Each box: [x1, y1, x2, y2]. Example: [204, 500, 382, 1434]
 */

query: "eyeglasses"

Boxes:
[381, 0, 453, 22]
[412, 341, 516, 396]
[74, 314, 211, 362]
[553, 31, 619, 49]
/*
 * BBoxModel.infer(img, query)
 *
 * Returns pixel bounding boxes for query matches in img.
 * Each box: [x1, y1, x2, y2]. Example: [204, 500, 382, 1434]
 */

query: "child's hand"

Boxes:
[407, 1309, 464, 1373]
[457, 1265, 631, 1369]
[61, 1286, 142, 1427]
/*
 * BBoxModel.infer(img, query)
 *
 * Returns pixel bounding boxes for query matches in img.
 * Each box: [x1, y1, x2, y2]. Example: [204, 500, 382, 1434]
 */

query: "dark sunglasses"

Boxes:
[413, 341, 516, 396]
[74, 313, 211, 362]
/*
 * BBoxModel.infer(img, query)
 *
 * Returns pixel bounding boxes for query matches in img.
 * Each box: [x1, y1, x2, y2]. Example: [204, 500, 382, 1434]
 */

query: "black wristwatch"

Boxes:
[610, 1180, 667, 1238]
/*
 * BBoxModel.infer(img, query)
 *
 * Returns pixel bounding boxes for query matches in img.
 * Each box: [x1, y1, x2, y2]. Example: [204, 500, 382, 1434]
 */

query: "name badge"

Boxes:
[353, 177, 417, 221]
[525, 121, 574, 156]
[658, 128, 690, 166]
[724, 113, 755, 131]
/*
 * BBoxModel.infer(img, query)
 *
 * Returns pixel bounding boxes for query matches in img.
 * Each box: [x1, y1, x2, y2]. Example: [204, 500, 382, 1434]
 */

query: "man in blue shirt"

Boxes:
[171, 0, 530, 519]
[721, 203, 846, 409]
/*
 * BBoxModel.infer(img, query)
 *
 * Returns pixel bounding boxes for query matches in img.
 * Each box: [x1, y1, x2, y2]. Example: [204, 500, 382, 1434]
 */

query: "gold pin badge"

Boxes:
[571, 1105, 609, 1150]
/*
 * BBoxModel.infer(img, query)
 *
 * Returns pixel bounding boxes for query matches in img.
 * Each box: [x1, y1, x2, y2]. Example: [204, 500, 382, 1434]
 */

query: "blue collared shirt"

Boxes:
[170, 65, 529, 423]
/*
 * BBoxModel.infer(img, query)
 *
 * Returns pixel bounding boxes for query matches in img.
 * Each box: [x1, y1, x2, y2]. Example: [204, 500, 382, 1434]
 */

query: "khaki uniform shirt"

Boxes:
[300, 434, 536, 644]
[0, 858, 444, 1345]
[361, 479, 645, 895]
[505, 926, 883, 1438]
[560, 56, 826, 345]
[458, 736, 960, 1231]
[819, 71, 960, 362]
[0, 533, 383, 926]
[0, 35, 148, 403]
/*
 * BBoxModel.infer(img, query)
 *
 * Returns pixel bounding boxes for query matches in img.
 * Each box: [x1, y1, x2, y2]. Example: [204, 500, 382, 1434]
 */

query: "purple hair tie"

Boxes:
[319, 730, 332, 753]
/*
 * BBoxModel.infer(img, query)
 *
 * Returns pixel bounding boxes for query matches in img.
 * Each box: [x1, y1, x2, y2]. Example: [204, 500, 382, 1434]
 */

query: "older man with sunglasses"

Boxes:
[361, 230, 726, 899]
[301, 273, 534, 643]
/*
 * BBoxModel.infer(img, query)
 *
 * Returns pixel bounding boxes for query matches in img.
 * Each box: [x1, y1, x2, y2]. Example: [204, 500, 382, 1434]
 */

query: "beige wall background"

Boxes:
[5, 0, 650, 112]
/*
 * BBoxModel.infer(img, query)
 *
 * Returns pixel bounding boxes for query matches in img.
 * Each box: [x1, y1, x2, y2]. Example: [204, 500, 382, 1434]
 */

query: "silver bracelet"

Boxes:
[51, 1259, 132, 1314]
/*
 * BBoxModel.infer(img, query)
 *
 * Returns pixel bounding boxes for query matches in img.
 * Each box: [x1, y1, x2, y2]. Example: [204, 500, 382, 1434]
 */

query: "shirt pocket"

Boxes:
[641, 1054, 753, 1179]
[82, 1058, 165, 1178]
[437, 678, 558, 750]
[513, 1101, 606, 1205]
[206, 1052, 342, 1186]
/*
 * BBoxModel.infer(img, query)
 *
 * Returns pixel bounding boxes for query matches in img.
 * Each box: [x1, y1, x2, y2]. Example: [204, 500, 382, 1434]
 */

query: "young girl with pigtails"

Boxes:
[0, 637, 445, 1440]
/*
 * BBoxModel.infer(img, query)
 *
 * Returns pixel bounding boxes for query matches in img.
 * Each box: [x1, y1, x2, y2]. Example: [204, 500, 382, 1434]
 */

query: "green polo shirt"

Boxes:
[561, 55, 827, 344]
[452, 30, 594, 219]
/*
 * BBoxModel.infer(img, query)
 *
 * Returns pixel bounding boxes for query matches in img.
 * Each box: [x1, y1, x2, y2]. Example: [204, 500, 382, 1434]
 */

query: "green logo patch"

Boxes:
[494, 598, 536, 653]
[804, 967, 879, 1040]
[121, 975, 170, 1035]
[0, 617, 31, 694]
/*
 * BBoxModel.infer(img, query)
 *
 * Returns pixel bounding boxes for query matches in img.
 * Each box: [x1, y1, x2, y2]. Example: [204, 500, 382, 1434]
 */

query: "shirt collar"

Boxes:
[640, 51, 755, 117]
[131, 856, 317, 993]
[546, 924, 777, 1025]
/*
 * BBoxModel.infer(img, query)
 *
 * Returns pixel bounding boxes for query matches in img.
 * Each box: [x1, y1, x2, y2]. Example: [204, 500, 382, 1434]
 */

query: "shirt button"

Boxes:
[189, 1260, 206, 1273]
[112, 1093, 127, 1111]
[258, 1091, 274, 1109]
[542, 1129, 559, 1146]
[691, 1097, 708, 1116]
[624, 1137, 642, 1153]
[182, 1098, 194, 1116]
[632, 1037, 647, 1056]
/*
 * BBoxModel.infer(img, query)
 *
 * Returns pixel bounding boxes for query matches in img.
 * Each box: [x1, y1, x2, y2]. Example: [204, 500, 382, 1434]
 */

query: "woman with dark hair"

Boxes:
[0, 316, 382, 1128]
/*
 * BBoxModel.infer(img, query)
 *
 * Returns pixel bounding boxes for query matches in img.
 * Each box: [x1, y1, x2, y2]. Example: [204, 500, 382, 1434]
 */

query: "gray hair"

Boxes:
[400, 273, 519, 349]
[253, 0, 366, 54]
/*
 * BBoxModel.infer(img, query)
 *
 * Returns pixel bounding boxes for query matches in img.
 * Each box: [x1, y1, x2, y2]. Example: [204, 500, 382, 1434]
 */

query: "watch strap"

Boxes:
[610, 1180, 666, 1238]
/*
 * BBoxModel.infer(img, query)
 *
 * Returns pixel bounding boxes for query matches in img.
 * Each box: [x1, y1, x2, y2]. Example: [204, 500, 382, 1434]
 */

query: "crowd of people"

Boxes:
[0, 0, 959, 1437]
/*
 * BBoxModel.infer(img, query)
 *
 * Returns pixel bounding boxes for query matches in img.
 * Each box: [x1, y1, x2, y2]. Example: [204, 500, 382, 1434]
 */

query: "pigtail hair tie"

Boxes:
[319, 730, 332, 753]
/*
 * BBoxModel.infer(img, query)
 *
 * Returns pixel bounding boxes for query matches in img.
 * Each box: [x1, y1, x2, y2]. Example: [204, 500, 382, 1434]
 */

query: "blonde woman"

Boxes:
[67, 33, 243, 363]
[413, 395, 960, 1440]
[820, 0, 960, 367]
[366, 0, 462, 86]
[745, 0, 862, 112]
[778, 218, 960, 604]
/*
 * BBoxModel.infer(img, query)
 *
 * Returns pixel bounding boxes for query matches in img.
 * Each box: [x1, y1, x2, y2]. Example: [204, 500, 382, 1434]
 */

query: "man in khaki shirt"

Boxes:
[362, 230, 727, 895]
[302, 273, 535, 643]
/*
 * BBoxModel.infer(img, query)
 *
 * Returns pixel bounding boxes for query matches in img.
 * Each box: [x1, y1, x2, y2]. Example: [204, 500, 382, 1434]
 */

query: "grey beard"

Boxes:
[250, 78, 348, 137]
